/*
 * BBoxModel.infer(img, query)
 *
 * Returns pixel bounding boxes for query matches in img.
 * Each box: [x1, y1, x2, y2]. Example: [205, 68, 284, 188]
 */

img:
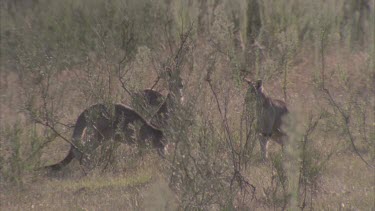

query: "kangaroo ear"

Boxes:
[255, 80, 262, 90]
[244, 77, 252, 84]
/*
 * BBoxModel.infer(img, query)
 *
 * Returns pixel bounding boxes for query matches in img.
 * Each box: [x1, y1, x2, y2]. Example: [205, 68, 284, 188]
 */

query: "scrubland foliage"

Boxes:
[1, 0, 374, 210]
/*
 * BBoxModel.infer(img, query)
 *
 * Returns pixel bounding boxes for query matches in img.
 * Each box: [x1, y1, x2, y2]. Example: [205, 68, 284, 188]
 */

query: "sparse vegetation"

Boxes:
[1, 0, 374, 210]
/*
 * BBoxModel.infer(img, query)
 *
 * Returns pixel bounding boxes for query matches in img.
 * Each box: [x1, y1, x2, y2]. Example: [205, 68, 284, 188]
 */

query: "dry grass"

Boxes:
[1, 0, 374, 210]
[2, 50, 373, 210]
[0, 155, 177, 211]
[1, 51, 373, 210]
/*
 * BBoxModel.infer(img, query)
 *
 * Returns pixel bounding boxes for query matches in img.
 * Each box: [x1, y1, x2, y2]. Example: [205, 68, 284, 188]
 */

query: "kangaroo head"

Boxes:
[244, 78, 263, 94]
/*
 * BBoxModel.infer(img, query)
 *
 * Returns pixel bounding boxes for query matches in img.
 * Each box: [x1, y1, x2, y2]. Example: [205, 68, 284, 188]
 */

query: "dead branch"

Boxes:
[322, 87, 373, 168]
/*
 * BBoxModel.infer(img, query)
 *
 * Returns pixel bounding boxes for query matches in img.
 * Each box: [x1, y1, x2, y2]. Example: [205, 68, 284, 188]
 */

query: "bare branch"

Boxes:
[323, 87, 373, 168]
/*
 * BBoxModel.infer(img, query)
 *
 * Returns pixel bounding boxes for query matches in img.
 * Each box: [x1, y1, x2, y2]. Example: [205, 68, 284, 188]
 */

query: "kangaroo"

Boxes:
[44, 103, 166, 171]
[132, 69, 184, 128]
[244, 78, 288, 160]
[131, 89, 165, 119]
[44, 70, 183, 171]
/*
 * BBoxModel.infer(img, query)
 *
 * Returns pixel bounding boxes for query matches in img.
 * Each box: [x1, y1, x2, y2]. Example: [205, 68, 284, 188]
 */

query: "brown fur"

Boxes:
[44, 71, 183, 171]
[132, 70, 184, 128]
[245, 79, 288, 160]
[43, 104, 165, 171]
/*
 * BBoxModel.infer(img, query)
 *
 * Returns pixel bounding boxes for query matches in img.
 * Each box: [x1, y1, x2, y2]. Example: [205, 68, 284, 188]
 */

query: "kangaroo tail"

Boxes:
[41, 106, 90, 171]
[43, 145, 75, 171]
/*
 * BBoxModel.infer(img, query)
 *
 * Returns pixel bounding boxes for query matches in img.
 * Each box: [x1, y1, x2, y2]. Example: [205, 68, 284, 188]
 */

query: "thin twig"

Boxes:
[34, 119, 82, 154]
[323, 88, 373, 168]
[150, 75, 161, 90]
[205, 65, 256, 194]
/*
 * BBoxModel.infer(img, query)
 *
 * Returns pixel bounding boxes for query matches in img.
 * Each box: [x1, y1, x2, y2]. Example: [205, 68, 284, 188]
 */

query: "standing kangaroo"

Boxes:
[43, 104, 165, 171]
[244, 79, 288, 160]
